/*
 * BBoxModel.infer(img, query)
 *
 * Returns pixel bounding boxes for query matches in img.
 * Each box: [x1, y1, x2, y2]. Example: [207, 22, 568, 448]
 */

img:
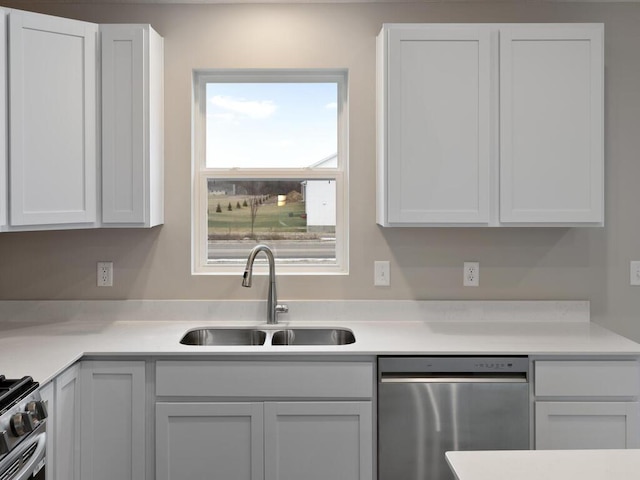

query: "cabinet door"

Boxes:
[500, 24, 604, 224]
[156, 402, 264, 480]
[264, 402, 373, 480]
[100, 24, 163, 227]
[79, 361, 146, 480]
[54, 364, 81, 480]
[536, 402, 640, 449]
[0, 9, 6, 229]
[101, 25, 145, 224]
[101, 24, 164, 227]
[8, 10, 97, 226]
[381, 26, 493, 225]
[38, 381, 55, 480]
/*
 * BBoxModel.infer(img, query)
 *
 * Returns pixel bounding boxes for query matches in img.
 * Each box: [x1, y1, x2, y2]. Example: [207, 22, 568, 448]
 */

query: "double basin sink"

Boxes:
[180, 327, 356, 346]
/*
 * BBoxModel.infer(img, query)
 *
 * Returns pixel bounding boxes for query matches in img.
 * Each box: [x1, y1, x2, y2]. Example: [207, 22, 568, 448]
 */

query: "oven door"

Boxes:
[0, 422, 46, 480]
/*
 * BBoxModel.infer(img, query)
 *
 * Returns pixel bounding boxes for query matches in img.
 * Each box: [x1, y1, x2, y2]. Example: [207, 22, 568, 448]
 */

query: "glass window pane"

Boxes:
[207, 179, 336, 264]
[205, 83, 338, 169]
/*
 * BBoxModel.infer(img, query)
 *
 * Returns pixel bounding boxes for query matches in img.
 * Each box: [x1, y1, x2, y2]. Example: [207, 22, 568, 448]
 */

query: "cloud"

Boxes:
[325, 102, 338, 110]
[207, 112, 239, 124]
[269, 139, 294, 149]
[210, 95, 277, 119]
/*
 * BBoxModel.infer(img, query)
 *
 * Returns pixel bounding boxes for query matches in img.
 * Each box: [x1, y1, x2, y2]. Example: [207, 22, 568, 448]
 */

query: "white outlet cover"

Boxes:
[464, 262, 479, 287]
[374, 261, 391, 287]
[631, 261, 640, 286]
[97, 261, 113, 287]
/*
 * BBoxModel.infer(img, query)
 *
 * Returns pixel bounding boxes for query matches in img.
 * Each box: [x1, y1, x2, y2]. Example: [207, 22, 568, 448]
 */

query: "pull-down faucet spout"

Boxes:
[242, 244, 288, 324]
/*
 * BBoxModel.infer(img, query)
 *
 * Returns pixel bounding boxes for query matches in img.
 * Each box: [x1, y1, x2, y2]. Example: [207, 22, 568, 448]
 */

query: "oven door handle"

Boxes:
[13, 431, 46, 480]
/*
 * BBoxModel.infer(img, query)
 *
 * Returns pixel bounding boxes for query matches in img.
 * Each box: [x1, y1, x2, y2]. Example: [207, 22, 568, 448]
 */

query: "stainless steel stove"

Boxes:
[0, 376, 47, 480]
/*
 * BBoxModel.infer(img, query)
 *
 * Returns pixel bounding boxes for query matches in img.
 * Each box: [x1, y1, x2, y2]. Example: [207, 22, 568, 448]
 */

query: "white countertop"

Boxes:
[0, 300, 638, 384]
[445, 450, 640, 480]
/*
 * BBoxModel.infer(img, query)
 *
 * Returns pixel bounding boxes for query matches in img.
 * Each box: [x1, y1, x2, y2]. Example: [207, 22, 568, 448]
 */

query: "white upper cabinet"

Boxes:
[101, 24, 164, 227]
[0, 9, 7, 229]
[377, 23, 604, 227]
[499, 25, 604, 224]
[8, 10, 98, 227]
[377, 25, 494, 226]
[0, 10, 164, 232]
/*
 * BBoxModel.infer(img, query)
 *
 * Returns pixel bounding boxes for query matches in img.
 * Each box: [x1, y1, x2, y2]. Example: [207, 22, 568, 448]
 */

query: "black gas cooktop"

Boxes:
[0, 376, 39, 416]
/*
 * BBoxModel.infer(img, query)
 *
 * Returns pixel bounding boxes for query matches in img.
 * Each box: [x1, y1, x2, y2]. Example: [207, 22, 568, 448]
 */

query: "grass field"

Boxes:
[208, 194, 308, 239]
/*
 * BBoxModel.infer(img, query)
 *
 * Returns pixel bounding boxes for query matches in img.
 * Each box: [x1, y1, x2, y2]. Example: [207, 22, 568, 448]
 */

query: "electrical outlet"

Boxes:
[374, 261, 391, 286]
[97, 262, 113, 287]
[631, 261, 640, 286]
[464, 262, 479, 287]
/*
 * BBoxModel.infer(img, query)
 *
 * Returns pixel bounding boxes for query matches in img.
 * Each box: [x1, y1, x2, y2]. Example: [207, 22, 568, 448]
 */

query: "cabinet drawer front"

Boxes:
[535, 360, 640, 397]
[156, 361, 373, 399]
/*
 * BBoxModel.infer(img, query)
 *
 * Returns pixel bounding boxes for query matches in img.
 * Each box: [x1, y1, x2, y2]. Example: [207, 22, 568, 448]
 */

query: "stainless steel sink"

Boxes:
[180, 328, 267, 346]
[271, 328, 356, 346]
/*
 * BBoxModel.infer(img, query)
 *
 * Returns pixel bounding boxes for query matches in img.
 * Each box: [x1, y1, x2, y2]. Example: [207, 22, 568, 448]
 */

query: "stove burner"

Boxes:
[0, 377, 38, 415]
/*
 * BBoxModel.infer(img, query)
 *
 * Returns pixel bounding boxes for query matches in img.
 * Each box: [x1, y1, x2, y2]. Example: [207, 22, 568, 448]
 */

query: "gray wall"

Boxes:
[1, 1, 639, 341]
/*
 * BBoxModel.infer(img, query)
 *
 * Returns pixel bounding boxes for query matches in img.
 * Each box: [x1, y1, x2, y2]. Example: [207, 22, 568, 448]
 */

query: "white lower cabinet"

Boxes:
[264, 401, 372, 480]
[79, 360, 146, 480]
[534, 360, 640, 449]
[40, 363, 81, 480]
[155, 359, 375, 480]
[155, 401, 372, 480]
[38, 381, 55, 479]
[536, 401, 639, 449]
[156, 402, 265, 480]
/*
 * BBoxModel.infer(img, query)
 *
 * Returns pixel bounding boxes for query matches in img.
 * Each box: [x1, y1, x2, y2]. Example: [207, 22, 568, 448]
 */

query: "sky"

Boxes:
[206, 83, 338, 169]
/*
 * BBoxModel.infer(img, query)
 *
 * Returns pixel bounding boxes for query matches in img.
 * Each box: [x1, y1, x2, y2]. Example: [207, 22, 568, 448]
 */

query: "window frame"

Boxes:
[192, 69, 349, 275]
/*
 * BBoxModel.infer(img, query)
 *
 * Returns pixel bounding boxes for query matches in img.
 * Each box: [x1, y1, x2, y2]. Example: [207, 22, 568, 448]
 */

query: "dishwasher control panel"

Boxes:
[473, 359, 521, 371]
[378, 356, 529, 375]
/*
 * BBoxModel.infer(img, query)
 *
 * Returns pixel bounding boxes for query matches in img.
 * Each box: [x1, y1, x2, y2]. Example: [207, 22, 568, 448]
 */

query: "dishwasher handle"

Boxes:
[379, 372, 528, 384]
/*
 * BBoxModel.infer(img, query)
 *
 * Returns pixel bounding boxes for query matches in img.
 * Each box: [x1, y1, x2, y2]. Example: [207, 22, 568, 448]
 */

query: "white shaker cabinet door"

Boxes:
[54, 364, 81, 480]
[264, 401, 373, 480]
[8, 10, 97, 226]
[536, 402, 640, 449]
[378, 25, 493, 225]
[499, 24, 604, 224]
[101, 24, 164, 227]
[38, 381, 55, 480]
[79, 361, 146, 480]
[156, 402, 265, 480]
[0, 9, 6, 229]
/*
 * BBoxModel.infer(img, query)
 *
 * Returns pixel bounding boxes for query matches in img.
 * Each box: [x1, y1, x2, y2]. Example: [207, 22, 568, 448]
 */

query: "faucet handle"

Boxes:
[276, 304, 289, 315]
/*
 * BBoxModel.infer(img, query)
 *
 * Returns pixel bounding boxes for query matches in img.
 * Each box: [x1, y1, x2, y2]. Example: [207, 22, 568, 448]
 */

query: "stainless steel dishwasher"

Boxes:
[378, 357, 530, 480]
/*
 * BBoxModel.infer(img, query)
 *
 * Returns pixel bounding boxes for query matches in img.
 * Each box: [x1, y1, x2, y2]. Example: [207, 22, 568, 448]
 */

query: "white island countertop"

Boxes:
[0, 300, 638, 384]
[446, 449, 640, 480]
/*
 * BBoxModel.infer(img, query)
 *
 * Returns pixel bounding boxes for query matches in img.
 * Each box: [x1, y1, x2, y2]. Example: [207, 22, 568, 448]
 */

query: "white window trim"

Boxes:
[191, 69, 349, 275]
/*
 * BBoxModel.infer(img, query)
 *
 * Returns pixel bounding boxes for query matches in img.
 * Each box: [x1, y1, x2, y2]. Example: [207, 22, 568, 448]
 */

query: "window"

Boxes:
[192, 70, 348, 274]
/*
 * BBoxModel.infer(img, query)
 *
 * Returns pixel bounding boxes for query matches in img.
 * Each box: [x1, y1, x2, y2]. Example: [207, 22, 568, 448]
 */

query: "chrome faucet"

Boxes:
[242, 244, 288, 324]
